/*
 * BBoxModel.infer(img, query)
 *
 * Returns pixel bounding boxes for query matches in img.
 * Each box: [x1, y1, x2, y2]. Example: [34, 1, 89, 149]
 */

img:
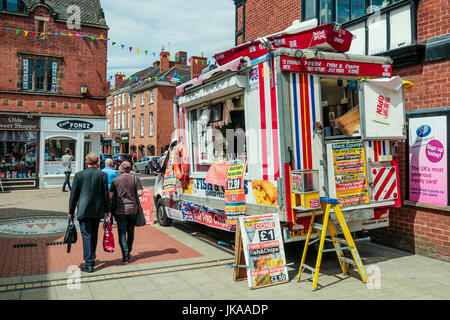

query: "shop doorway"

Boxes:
[84, 141, 91, 169]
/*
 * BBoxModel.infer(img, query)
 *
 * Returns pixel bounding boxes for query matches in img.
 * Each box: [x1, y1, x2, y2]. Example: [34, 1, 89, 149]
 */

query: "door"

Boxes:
[359, 78, 406, 140]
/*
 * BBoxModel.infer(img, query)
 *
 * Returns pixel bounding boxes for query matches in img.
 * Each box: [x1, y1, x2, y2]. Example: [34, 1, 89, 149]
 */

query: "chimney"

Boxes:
[175, 51, 187, 66]
[114, 72, 125, 89]
[190, 55, 208, 79]
[159, 51, 170, 73]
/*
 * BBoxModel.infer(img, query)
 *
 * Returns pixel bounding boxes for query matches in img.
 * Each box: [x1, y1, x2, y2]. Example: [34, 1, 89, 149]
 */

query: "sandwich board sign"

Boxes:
[233, 213, 289, 289]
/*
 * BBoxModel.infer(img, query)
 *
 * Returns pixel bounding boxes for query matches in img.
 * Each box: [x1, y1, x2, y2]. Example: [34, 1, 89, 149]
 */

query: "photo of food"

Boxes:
[252, 180, 278, 206]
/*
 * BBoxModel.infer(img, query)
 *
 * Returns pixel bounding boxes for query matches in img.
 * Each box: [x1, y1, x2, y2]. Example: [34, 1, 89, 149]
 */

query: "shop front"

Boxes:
[0, 114, 40, 189]
[39, 116, 106, 189]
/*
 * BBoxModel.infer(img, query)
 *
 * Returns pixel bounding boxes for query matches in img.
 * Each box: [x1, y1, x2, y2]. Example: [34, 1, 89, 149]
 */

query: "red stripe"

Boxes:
[373, 167, 386, 188]
[259, 63, 268, 180]
[270, 60, 280, 179]
[284, 163, 294, 223]
[384, 179, 397, 200]
[299, 74, 308, 169]
[303, 74, 312, 169]
[375, 168, 395, 200]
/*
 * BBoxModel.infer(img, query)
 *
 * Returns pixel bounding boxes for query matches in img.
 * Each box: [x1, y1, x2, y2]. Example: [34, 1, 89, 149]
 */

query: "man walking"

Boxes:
[101, 158, 119, 190]
[69, 152, 110, 273]
[62, 148, 74, 192]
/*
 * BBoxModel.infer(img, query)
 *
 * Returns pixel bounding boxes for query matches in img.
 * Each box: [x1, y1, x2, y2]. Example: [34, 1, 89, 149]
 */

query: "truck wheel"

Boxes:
[156, 198, 172, 226]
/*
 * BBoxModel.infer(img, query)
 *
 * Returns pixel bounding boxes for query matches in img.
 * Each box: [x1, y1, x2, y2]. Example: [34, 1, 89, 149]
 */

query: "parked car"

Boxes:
[134, 156, 160, 174]
[99, 153, 112, 169]
[112, 153, 132, 170]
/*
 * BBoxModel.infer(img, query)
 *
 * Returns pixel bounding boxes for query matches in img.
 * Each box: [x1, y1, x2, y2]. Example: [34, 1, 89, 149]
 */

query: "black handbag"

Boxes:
[63, 216, 77, 253]
[134, 176, 146, 227]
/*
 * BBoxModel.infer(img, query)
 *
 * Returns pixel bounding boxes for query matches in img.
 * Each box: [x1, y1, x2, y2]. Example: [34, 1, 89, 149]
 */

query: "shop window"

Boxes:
[22, 57, 58, 92]
[0, 131, 38, 179]
[190, 95, 246, 173]
[302, 0, 416, 56]
[43, 138, 76, 176]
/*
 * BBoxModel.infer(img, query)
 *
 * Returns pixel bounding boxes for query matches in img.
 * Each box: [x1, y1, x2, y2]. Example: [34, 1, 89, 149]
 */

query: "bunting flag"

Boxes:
[137, 49, 140, 53]
[100, 34, 104, 40]
[121, 44, 125, 49]
[15, 29, 20, 35]
[112, 42, 117, 46]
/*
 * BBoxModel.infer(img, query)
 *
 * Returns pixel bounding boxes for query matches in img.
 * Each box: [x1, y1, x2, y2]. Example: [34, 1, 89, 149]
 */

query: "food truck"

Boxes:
[154, 19, 408, 243]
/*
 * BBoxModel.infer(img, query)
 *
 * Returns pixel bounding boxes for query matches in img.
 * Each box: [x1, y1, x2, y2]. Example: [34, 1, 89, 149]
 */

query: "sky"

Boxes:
[101, 0, 236, 84]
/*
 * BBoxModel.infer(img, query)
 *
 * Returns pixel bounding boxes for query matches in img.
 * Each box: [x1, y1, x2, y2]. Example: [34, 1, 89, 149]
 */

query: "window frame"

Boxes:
[149, 112, 154, 137]
[21, 55, 60, 93]
[140, 113, 145, 137]
[301, 0, 417, 56]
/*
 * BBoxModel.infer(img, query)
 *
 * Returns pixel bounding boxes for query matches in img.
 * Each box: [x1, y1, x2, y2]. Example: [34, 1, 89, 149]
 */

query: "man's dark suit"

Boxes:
[69, 167, 110, 268]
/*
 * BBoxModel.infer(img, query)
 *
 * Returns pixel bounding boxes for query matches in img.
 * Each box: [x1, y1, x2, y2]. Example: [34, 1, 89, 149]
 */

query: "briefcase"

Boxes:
[63, 217, 78, 253]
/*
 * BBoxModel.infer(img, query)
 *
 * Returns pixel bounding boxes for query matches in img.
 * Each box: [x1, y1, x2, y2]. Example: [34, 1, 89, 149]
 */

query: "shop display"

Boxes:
[0, 131, 38, 180]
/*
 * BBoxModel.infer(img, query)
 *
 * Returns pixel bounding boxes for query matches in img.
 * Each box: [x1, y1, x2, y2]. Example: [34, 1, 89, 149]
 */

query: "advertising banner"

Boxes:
[409, 116, 447, 206]
[139, 189, 154, 225]
[332, 140, 370, 208]
[238, 214, 289, 289]
[225, 159, 247, 225]
[43, 161, 75, 176]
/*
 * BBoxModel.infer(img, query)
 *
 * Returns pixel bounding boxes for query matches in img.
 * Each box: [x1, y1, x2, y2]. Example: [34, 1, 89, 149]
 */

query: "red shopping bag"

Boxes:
[103, 217, 115, 253]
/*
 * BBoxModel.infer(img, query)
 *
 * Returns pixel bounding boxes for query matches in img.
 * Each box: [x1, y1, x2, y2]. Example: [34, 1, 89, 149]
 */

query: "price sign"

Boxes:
[238, 214, 289, 289]
[224, 159, 247, 224]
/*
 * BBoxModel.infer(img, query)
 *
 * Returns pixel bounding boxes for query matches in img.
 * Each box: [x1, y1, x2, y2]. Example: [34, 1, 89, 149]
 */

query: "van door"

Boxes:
[359, 78, 406, 140]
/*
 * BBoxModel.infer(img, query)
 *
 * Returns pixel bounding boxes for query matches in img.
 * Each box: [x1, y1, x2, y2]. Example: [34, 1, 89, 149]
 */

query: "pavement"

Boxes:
[0, 184, 449, 303]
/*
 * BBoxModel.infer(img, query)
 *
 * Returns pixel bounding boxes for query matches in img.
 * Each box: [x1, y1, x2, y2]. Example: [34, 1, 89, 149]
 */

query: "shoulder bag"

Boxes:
[134, 175, 146, 227]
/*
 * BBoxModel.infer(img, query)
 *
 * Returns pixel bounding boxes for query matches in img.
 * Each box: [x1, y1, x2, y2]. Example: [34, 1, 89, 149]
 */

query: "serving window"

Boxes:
[189, 95, 246, 173]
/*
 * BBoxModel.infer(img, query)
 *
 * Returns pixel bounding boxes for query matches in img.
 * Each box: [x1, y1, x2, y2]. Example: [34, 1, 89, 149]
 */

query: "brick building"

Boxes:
[233, 0, 449, 260]
[104, 51, 207, 160]
[0, 0, 108, 189]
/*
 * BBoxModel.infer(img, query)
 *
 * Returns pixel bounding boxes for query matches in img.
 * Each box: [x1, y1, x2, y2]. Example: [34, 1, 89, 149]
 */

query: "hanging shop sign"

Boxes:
[237, 214, 289, 289]
[409, 116, 447, 206]
[224, 159, 247, 225]
[332, 140, 370, 208]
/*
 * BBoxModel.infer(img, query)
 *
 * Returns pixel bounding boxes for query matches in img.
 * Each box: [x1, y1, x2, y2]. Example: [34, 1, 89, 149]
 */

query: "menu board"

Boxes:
[224, 159, 247, 225]
[331, 140, 370, 208]
[238, 214, 289, 289]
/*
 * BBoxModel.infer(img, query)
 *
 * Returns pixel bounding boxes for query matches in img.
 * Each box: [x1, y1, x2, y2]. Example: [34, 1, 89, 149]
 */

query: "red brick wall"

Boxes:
[0, 6, 108, 117]
[240, 0, 302, 42]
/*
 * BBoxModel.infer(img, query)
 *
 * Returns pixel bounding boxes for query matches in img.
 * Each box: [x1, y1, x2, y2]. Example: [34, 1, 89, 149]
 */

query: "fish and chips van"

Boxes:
[153, 19, 409, 244]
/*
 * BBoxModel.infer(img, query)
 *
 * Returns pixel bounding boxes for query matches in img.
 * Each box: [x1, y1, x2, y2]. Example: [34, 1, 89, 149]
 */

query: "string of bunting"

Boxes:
[0, 25, 217, 65]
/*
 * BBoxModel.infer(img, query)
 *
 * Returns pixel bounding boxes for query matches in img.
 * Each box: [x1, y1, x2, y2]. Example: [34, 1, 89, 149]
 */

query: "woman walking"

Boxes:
[109, 161, 143, 264]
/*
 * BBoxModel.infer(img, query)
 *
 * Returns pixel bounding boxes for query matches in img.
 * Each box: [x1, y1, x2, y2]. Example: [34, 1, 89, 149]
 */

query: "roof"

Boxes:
[112, 64, 191, 95]
[21, 0, 107, 27]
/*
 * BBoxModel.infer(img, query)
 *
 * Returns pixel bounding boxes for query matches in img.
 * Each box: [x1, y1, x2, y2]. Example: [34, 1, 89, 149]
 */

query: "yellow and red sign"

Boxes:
[332, 141, 370, 208]
[224, 159, 247, 225]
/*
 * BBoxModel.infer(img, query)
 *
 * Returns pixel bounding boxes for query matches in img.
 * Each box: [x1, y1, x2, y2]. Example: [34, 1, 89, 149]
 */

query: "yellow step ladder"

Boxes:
[296, 197, 368, 291]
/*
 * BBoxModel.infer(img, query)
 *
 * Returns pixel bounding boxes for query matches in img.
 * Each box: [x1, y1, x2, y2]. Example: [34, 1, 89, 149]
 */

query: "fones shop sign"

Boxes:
[57, 120, 94, 131]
